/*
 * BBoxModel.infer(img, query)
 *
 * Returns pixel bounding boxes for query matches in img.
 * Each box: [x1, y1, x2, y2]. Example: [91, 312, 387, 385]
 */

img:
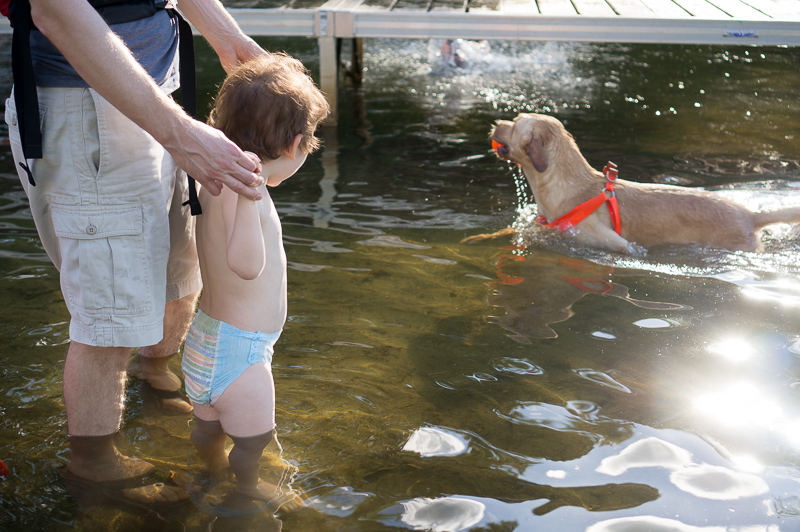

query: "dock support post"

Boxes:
[319, 35, 339, 125]
[347, 37, 364, 86]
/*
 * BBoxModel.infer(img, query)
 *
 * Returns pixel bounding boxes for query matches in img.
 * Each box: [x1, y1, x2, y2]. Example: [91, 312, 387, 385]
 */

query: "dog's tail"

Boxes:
[754, 206, 800, 229]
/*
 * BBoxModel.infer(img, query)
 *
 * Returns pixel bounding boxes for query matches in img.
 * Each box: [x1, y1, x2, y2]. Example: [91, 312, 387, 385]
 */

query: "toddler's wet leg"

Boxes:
[190, 416, 229, 473]
[228, 431, 274, 497]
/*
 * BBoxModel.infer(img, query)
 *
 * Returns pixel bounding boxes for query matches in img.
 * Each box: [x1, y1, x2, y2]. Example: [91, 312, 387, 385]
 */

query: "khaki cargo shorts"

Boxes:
[5, 87, 201, 347]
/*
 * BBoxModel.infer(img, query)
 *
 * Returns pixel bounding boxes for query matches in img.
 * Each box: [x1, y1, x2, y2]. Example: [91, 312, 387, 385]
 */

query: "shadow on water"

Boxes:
[3, 30, 800, 531]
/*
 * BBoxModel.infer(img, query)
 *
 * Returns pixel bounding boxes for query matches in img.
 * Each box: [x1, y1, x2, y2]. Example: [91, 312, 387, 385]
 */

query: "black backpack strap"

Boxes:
[174, 10, 202, 216]
[10, 0, 39, 186]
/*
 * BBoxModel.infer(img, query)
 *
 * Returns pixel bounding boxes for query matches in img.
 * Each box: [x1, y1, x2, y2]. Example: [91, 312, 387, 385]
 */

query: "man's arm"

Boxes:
[176, 0, 266, 73]
[29, 0, 264, 199]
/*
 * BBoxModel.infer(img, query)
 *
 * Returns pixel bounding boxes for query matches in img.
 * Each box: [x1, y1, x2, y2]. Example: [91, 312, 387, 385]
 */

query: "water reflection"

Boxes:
[486, 247, 691, 341]
[400, 496, 484, 531]
[596, 437, 693, 476]
[596, 437, 769, 501]
[587, 515, 749, 531]
[713, 270, 800, 306]
[694, 381, 782, 429]
[670, 464, 769, 501]
[403, 426, 470, 457]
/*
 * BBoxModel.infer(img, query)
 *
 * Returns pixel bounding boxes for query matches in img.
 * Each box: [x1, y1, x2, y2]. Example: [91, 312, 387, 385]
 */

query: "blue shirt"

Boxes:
[30, 9, 180, 93]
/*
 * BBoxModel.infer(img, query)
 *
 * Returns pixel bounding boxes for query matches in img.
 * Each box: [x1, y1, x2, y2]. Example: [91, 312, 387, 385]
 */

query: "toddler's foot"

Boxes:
[202, 445, 232, 478]
[235, 480, 305, 512]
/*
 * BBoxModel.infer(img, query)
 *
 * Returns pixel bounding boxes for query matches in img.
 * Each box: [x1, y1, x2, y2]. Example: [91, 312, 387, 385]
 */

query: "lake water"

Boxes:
[2, 31, 800, 532]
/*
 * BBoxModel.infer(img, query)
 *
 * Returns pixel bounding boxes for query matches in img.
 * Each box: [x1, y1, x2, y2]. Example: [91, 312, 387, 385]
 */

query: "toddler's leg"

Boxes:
[228, 431, 274, 499]
[190, 416, 228, 473]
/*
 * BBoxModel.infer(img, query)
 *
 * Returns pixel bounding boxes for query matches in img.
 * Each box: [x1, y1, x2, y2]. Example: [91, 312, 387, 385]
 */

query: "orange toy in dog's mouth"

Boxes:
[491, 139, 509, 158]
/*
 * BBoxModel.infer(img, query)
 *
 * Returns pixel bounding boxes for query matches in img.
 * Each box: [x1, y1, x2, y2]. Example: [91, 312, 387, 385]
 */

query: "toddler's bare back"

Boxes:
[195, 185, 287, 334]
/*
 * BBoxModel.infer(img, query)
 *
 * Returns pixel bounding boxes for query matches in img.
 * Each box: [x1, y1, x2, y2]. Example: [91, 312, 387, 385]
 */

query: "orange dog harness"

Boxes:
[537, 162, 621, 235]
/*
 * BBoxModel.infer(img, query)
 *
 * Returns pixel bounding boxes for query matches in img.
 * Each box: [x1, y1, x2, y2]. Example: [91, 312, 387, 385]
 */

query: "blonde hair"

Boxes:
[208, 53, 330, 160]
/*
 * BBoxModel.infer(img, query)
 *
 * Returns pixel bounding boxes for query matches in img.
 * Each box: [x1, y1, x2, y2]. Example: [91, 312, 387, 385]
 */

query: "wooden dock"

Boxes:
[2, 0, 799, 122]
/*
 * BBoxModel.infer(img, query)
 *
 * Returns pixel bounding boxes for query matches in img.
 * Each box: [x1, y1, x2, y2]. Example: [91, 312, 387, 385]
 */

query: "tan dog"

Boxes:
[465, 113, 800, 253]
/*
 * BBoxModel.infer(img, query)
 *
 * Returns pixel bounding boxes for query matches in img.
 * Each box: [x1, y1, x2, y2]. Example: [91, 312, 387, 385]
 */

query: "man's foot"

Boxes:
[129, 353, 193, 415]
[121, 469, 191, 504]
[141, 382, 194, 415]
[62, 462, 190, 508]
[138, 356, 183, 392]
[128, 352, 183, 390]
[69, 451, 153, 483]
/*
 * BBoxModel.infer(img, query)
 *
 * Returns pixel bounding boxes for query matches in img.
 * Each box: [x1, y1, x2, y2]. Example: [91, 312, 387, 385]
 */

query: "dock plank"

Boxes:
[358, 0, 396, 9]
[572, 0, 618, 15]
[606, 0, 655, 16]
[468, 0, 503, 11]
[772, 0, 800, 15]
[744, 0, 800, 19]
[501, 0, 540, 14]
[672, 0, 732, 18]
[537, 0, 579, 15]
[430, 0, 469, 12]
[703, 0, 770, 19]
[641, 0, 691, 17]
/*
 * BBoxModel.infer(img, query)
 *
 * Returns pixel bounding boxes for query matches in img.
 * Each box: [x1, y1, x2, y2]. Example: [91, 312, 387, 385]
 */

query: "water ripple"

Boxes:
[400, 497, 485, 532]
[358, 235, 430, 249]
[498, 402, 599, 434]
[492, 357, 544, 376]
[307, 486, 372, 517]
[588, 516, 727, 532]
[633, 318, 678, 329]
[574, 369, 632, 393]
[280, 202, 493, 231]
[670, 464, 769, 501]
[412, 254, 458, 265]
[402, 427, 470, 457]
[596, 437, 693, 476]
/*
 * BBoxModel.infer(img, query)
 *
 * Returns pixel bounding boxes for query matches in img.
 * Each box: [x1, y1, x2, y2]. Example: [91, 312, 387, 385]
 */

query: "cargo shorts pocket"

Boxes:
[52, 204, 153, 316]
[4, 96, 47, 136]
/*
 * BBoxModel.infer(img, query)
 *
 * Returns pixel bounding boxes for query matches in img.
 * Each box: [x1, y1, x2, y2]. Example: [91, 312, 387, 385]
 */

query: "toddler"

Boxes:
[181, 53, 329, 510]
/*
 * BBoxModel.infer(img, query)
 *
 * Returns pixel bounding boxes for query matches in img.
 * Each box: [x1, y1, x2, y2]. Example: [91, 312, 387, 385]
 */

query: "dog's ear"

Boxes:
[527, 132, 548, 173]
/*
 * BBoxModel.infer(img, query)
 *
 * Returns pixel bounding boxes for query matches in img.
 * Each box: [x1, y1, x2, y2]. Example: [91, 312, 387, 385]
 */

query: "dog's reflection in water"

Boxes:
[486, 247, 690, 342]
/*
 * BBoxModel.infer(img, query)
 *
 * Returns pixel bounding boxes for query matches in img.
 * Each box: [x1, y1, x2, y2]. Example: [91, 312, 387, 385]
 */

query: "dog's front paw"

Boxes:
[461, 227, 516, 244]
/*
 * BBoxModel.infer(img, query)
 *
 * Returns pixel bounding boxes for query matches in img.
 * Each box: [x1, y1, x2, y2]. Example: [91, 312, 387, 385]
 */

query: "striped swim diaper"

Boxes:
[182, 309, 281, 406]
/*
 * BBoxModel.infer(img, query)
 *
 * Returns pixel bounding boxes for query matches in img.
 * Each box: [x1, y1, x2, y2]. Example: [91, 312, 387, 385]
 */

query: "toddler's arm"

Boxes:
[221, 186, 267, 280]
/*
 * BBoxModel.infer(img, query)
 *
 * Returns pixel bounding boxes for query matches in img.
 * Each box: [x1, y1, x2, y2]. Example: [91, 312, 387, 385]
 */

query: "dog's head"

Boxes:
[490, 113, 572, 174]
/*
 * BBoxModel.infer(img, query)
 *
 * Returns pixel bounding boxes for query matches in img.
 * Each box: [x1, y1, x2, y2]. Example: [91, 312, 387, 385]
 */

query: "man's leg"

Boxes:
[135, 291, 199, 414]
[63, 341, 153, 481]
[138, 291, 199, 387]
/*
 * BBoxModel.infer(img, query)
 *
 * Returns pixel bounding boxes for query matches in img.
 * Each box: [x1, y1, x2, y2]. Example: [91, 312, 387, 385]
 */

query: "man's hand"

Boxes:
[176, 0, 270, 73]
[163, 118, 264, 199]
[216, 34, 265, 74]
